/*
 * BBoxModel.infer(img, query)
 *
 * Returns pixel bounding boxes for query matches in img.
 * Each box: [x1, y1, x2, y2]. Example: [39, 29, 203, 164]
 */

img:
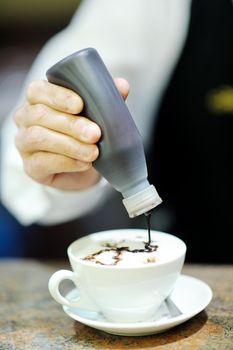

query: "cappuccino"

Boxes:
[81, 238, 158, 266]
[72, 231, 184, 267]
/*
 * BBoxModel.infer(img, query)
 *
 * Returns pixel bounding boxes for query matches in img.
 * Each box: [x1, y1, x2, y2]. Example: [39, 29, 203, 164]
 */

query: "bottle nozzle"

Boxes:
[122, 185, 162, 218]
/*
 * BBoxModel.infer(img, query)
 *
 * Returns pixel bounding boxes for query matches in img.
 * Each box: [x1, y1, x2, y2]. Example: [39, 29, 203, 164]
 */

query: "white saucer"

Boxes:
[63, 274, 212, 336]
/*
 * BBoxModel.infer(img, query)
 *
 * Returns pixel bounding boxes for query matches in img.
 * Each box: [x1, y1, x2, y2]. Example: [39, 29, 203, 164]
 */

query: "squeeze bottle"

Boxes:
[46, 48, 162, 217]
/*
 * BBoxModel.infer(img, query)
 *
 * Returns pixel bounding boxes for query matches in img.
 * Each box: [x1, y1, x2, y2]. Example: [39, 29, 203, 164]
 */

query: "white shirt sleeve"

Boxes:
[0, 0, 191, 226]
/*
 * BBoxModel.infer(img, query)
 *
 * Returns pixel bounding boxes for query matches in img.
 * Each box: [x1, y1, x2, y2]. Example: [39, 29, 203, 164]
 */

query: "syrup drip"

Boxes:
[144, 211, 152, 248]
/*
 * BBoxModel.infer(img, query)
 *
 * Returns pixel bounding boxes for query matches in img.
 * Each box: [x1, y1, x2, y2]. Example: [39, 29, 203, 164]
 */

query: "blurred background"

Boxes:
[0, 0, 81, 258]
[0, 0, 81, 127]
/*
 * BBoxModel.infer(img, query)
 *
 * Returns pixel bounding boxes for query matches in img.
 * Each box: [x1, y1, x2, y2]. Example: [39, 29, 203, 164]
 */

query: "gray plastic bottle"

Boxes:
[46, 48, 162, 217]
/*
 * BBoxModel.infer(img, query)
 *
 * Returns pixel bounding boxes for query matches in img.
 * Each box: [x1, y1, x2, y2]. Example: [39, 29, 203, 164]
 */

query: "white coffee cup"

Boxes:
[48, 229, 186, 323]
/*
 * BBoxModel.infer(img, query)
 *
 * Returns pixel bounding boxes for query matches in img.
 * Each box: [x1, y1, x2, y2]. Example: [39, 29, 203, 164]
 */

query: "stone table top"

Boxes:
[0, 260, 232, 350]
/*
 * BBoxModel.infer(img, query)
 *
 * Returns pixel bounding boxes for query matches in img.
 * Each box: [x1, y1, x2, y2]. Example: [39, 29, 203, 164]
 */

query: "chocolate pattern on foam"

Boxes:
[82, 241, 158, 266]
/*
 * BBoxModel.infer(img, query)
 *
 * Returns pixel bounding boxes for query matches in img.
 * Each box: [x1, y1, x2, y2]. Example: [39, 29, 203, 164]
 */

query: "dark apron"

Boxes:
[149, 0, 233, 262]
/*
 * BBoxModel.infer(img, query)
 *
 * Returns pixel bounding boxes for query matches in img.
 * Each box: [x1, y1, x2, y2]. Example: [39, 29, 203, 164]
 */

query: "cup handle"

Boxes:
[48, 269, 99, 311]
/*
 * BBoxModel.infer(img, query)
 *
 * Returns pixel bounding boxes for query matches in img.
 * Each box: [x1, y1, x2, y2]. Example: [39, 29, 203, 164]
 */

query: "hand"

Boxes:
[14, 78, 129, 191]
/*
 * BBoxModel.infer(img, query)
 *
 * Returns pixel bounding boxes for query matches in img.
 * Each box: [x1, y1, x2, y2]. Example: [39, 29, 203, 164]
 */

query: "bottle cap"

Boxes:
[122, 185, 162, 218]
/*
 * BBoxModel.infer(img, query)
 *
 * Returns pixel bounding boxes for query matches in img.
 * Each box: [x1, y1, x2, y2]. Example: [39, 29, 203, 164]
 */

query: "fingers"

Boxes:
[15, 126, 99, 163]
[26, 78, 129, 116]
[15, 103, 101, 144]
[14, 77, 130, 191]
[23, 151, 92, 183]
[27, 80, 84, 114]
[47, 168, 100, 191]
[22, 152, 101, 191]
[14, 77, 129, 146]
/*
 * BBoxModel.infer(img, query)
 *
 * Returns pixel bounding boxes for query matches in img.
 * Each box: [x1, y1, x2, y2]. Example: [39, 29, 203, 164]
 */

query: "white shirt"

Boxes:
[1, 0, 192, 225]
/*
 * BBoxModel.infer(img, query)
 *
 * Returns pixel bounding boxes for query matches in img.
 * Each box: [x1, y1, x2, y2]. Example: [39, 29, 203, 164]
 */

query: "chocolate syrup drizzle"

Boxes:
[82, 240, 158, 266]
[83, 211, 157, 266]
[144, 211, 152, 247]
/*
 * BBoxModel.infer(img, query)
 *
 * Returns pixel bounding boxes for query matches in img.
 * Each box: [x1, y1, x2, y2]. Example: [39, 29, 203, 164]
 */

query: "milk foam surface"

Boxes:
[81, 238, 159, 266]
[86, 249, 157, 266]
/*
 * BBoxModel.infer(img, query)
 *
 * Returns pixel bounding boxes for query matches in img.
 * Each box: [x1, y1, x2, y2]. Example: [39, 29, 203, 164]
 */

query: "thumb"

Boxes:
[114, 77, 130, 100]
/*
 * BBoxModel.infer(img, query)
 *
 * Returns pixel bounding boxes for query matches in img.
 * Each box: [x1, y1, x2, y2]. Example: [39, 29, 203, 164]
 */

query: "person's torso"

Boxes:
[149, 0, 233, 262]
